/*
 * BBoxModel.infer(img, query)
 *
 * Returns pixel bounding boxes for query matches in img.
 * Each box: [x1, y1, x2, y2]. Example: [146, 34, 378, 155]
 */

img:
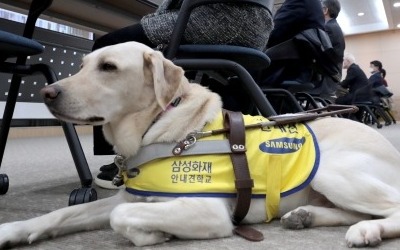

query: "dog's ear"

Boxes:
[144, 51, 183, 110]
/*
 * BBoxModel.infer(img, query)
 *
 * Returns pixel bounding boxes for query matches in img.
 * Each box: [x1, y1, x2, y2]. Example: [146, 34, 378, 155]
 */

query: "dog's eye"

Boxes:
[100, 62, 117, 72]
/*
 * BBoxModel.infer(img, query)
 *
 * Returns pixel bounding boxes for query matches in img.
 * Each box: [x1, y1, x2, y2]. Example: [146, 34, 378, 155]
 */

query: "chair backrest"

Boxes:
[373, 85, 393, 98]
[164, 0, 274, 59]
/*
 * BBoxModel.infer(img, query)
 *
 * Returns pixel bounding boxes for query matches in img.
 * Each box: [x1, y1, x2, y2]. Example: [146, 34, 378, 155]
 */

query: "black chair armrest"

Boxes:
[164, 0, 273, 59]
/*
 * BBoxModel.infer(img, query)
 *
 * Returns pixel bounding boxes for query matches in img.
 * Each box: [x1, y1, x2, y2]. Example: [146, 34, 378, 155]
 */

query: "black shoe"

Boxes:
[99, 162, 118, 172]
[95, 163, 124, 189]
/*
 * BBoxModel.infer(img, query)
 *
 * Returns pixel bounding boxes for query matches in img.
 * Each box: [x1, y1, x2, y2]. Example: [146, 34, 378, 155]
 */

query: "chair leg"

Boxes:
[0, 58, 39, 167]
[0, 74, 23, 167]
[374, 106, 392, 126]
[357, 105, 382, 129]
[385, 109, 397, 124]
[262, 88, 304, 114]
[0, 64, 93, 187]
[0, 61, 35, 194]
[295, 92, 321, 111]
[61, 123, 92, 187]
[312, 97, 329, 107]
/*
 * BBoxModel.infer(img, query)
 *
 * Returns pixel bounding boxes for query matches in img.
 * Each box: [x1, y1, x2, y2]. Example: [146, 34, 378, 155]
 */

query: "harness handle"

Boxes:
[223, 110, 253, 224]
[224, 110, 264, 242]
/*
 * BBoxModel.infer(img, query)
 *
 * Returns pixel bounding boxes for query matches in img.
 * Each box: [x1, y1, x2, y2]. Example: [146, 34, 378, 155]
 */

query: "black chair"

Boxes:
[350, 85, 392, 128]
[262, 88, 304, 114]
[355, 102, 393, 127]
[379, 96, 396, 124]
[0, 0, 96, 205]
[163, 0, 277, 117]
[352, 102, 384, 128]
[262, 29, 340, 114]
[295, 92, 323, 110]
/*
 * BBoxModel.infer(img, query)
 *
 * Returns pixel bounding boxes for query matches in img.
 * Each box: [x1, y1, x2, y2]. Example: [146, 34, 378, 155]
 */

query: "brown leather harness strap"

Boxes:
[224, 111, 264, 241]
[223, 110, 254, 225]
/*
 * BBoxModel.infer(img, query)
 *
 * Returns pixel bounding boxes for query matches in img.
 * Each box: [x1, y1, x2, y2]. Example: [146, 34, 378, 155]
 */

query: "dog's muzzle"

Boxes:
[39, 85, 105, 124]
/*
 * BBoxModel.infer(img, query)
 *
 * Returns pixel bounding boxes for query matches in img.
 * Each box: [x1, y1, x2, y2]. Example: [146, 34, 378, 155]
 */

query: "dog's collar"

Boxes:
[141, 97, 182, 140]
[156, 96, 181, 120]
[168, 97, 182, 109]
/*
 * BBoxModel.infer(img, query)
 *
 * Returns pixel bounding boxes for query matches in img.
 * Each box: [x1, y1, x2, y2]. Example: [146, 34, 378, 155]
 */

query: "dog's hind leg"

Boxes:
[281, 205, 371, 229]
[0, 193, 127, 248]
[110, 197, 234, 246]
[307, 155, 400, 247]
[345, 214, 400, 247]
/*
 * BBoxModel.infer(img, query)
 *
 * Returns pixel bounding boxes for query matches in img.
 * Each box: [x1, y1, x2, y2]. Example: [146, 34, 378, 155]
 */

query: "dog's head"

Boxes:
[41, 41, 222, 156]
[40, 42, 185, 126]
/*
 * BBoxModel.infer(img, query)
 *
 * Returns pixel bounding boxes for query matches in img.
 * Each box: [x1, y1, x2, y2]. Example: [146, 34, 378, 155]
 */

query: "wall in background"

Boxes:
[344, 29, 400, 119]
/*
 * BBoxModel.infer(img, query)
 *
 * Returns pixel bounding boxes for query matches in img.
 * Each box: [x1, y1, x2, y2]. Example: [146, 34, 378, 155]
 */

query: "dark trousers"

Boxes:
[335, 94, 353, 105]
[92, 23, 154, 50]
[93, 24, 155, 155]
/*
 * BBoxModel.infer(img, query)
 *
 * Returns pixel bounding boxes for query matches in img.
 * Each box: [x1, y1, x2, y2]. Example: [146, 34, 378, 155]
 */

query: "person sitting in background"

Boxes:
[258, 0, 325, 87]
[93, 0, 274, 189]
[307, 0, 345, 100]
[369, 60, 393, 97]
[323, 0, 345, 68]
[369, 60, 386, 88]
[267, 0, 325, 48]
[335, 54, 371, 105]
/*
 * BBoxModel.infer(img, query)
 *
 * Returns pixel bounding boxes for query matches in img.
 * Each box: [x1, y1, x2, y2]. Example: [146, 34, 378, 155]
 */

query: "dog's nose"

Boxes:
[40, 85, 62, 104]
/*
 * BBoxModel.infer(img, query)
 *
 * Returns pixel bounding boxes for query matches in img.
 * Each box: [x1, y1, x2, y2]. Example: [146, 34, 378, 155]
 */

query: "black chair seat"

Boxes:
[0, 30, 44, 59]
[176, 44, 271, 70]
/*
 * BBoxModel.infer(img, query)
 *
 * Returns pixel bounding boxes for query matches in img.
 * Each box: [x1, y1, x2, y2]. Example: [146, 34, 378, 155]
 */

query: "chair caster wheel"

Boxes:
[377, 124, 383, 129]
[68, 187, 97, 206]
[0, 174, 9, 195]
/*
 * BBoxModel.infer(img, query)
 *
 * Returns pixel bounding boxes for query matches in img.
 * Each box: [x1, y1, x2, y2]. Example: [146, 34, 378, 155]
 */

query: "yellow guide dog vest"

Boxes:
[124, 112, 320, 221]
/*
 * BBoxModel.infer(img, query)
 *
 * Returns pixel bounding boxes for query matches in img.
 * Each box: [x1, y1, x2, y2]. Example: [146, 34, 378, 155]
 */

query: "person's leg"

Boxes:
[92, 23, 154, 51]
[335, 94, 358, 119]
[335, 94, 352, 105]
[92, 23, 155, 189]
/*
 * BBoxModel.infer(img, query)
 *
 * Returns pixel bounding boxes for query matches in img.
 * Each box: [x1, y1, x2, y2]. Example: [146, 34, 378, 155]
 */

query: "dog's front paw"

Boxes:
[345, 221, 382, 248]
[0, 221, 36, 248]
[281, 209, 312, 229]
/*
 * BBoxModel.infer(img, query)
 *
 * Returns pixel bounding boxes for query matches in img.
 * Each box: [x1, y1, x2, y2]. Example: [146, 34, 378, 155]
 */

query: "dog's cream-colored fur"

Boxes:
[1, 42, 400, 248]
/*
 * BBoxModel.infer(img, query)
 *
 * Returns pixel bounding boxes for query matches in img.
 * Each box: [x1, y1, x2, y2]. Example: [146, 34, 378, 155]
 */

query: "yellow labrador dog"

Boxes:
[1, 41, 400, 248]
